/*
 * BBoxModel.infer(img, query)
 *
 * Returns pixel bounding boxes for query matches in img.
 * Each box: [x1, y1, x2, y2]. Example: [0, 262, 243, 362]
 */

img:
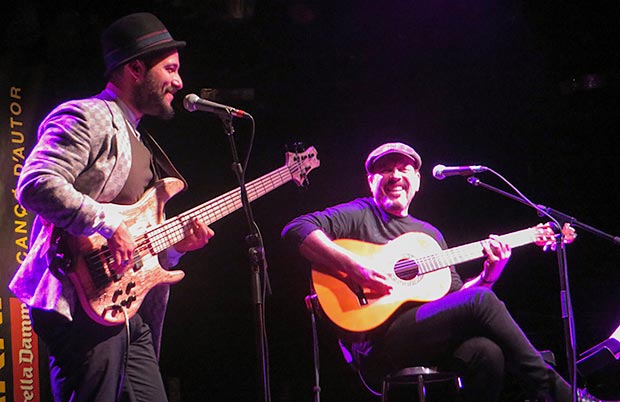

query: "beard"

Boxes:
[375, 185, 413, 216]
[133, 74, 175, 120]
[379, 195, 408, 214]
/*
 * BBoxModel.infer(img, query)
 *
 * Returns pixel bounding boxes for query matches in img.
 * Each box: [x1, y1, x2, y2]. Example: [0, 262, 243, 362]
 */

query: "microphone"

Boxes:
[183, 93, 250, 119]
[432, 164, 488, 180]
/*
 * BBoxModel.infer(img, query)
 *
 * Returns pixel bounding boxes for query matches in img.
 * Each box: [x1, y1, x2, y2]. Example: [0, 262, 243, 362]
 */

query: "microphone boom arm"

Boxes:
[467, 177, 620, 245]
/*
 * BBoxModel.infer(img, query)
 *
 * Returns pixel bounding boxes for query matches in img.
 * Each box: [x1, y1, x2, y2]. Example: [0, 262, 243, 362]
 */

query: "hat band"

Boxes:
[105, 29, 176, 69]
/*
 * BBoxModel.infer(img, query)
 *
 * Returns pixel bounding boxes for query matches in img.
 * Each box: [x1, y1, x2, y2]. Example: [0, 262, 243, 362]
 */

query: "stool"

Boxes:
[382, 366, 462, 402]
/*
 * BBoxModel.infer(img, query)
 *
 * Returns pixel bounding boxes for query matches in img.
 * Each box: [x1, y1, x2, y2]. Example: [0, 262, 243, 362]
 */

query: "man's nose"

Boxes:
[390, 168, 404, 178]
[172, 74, 183, 89]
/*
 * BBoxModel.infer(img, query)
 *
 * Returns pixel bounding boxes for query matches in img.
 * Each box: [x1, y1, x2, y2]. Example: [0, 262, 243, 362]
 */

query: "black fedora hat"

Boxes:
[101, 12, 186, 77]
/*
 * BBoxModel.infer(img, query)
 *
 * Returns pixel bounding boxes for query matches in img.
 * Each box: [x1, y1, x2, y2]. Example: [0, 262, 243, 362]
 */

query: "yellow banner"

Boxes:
[1, 81, 44, 401]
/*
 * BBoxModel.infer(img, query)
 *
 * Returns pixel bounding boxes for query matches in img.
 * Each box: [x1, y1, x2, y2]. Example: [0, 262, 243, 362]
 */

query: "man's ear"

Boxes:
[126, 59, 145, 80]
[413, 170, 421, 191]
[367, 173, 374, 191]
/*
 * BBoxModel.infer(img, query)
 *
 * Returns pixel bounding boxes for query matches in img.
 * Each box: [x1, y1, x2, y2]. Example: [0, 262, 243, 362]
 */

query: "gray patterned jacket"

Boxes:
[9, 90, 180, 354]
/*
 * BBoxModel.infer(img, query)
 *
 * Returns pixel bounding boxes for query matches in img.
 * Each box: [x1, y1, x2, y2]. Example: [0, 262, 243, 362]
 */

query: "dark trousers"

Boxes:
[31, 305, 168, 402]
[361, 287, 572, 402]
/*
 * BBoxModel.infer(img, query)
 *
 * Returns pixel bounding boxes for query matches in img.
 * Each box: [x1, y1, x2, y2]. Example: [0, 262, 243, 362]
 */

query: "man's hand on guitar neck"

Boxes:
[173, 217, 215, 253]
[480, 234, 512, 285]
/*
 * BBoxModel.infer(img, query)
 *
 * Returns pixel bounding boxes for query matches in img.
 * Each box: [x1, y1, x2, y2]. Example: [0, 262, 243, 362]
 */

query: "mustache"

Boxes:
[386, 176, 406, 185]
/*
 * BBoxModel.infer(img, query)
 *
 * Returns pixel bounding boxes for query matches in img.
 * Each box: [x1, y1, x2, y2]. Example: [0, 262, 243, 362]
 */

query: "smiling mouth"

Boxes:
[386, 186, 407, 195]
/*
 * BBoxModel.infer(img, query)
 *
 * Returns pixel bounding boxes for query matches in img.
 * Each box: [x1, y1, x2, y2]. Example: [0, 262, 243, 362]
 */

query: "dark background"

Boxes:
[3, 1, 620, 401]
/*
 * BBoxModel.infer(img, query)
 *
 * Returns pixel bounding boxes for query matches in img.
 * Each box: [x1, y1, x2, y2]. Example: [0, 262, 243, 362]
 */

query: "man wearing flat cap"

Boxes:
[282, 142, 600, 401]
[9, 12, 213, 402]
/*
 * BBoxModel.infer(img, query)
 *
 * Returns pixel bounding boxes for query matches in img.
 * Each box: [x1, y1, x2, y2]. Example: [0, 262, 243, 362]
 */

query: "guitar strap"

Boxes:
[139, 127, 188, 189]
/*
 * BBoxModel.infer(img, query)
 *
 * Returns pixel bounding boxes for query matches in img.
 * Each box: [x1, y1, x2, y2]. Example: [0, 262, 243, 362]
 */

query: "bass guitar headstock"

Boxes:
[285, 144, 320, 187]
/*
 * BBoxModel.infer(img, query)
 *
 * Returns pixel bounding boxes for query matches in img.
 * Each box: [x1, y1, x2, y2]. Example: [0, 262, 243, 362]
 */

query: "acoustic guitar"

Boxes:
[312, 223, 574, 334]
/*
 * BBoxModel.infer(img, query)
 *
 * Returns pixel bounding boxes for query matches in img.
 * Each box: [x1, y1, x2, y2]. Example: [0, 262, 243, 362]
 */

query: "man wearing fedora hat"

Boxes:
[282, 142, 611, 402]
[9, 12, 213, 402]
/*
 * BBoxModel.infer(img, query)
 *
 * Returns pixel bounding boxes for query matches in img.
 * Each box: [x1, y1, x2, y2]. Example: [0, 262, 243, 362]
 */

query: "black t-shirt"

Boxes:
[282, 197, 464, 293]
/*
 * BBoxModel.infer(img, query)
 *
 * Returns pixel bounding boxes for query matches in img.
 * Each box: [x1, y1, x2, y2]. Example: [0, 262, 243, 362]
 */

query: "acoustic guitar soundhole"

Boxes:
[394, 257, 420, 281]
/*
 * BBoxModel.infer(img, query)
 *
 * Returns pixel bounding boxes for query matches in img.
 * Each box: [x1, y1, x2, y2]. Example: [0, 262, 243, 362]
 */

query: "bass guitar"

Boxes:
[59, 146, 319, 325]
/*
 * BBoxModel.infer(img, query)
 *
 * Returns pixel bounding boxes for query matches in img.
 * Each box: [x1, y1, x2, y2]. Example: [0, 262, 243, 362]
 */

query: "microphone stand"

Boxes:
[219, 112, 272, 402]
[464, 175, 620, 402]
